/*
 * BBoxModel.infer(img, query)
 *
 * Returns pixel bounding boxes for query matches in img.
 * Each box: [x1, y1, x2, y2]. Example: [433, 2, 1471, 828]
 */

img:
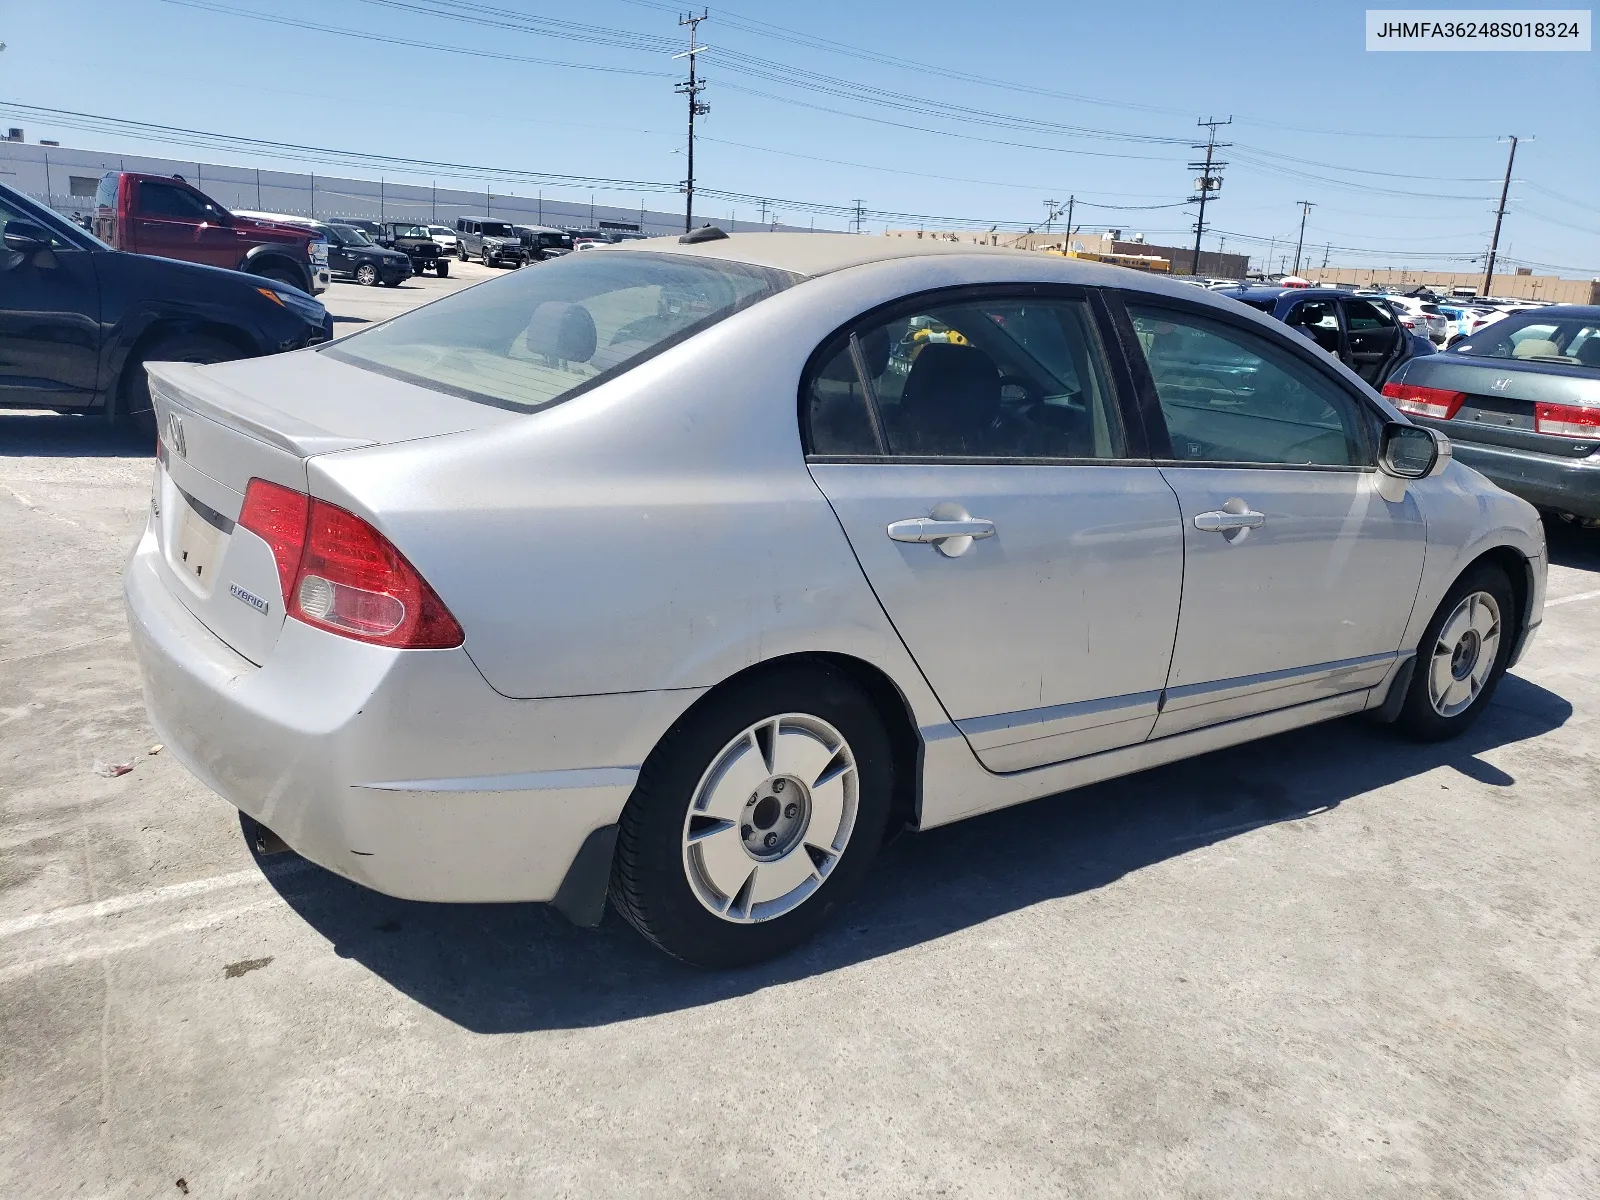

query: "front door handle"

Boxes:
[1193, 510, 1264, 531]
[887, 506, 995, 558]
[1193, 499, 1266, 543]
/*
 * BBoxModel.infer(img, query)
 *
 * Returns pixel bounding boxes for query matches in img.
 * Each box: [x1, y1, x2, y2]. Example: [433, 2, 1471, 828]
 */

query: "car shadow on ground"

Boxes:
[0, 412, 152, 458]
[1545, 515, 1600, 571]
[263, 673, 1571, 1034]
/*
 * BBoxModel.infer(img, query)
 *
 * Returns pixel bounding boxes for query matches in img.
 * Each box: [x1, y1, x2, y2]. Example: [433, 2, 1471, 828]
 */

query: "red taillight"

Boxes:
[1382, 382, 1466, 421]
[1534, 401, 1600, 440]
[239, 479, 310, 603]
[236, 478, 462, 649]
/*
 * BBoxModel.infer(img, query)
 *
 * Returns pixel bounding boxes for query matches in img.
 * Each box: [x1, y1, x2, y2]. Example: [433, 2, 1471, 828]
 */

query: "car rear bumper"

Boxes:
[1446, 436, 1600, 519]
[124, 524, 700, 904]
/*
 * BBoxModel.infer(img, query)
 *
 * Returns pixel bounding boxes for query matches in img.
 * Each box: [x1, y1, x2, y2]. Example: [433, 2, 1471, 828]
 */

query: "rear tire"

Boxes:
[354, 262, 379, 287]
[118, 333, 243, 443]
[435, 260, 450, 277]
[611, 663, 894, 968]
[1394, 563, 1516, 742]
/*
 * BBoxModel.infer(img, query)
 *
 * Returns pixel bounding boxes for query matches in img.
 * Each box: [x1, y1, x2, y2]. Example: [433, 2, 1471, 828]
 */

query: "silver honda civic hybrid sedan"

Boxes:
[126, 231, 1547, 967]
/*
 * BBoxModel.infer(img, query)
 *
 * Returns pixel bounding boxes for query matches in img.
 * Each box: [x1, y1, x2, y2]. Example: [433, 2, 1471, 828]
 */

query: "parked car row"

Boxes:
[1212, 285, 1435, 387]
[1, 180, 330, 435]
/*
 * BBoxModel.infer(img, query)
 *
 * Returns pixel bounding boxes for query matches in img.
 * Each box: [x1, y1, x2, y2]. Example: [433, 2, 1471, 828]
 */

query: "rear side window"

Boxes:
[327, 252, 799, 411]
[804, 292, 1123, 459]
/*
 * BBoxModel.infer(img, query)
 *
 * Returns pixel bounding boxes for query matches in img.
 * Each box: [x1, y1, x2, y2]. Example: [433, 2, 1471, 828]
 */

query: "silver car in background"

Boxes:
[126, 232, 1547, 967]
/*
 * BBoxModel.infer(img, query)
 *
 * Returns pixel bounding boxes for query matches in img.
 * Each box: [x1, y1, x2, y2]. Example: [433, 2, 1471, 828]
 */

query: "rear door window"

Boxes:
[804, 292, 1124, 459]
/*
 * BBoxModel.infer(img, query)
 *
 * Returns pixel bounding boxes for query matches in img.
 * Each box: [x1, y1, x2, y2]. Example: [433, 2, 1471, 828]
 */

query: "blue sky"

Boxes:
[2, 0, 1596, 273]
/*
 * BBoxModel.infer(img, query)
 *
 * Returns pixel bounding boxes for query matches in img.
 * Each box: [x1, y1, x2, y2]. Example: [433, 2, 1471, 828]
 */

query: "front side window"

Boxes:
[328, 251, 798, 411]
[138, 182, 212, 221]
[1128, 305, 1370, 467]
[804, 293, 1124, 459]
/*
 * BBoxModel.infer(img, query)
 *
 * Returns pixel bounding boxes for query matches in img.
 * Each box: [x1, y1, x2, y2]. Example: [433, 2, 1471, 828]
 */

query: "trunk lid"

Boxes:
[1399, 354, 1600, 457]
[145, 349, 519, 664]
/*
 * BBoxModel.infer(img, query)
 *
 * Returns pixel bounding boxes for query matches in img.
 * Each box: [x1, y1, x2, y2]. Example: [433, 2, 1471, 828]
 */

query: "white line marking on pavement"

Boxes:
[0, 898, 285, 979]
[0, 858, 315, 939]
[1546, 588, 1600, 608]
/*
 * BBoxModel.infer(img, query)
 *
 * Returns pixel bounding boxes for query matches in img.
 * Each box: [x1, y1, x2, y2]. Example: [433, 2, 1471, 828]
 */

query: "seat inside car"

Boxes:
[897, 342, 1003, 455]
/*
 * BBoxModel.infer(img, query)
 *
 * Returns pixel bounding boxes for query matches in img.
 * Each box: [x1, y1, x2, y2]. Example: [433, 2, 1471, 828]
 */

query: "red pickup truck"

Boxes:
[93, 172, 330, 295]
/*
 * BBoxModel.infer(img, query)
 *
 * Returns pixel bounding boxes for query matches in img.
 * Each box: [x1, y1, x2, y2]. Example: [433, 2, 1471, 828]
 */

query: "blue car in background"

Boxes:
[1213, 286, 1434, 387]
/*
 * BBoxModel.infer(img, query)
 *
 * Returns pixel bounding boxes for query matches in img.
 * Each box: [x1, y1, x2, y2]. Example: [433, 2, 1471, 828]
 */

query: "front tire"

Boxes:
[255, 266, 304, 293]
[354, 262, 379, 287]
[612, 663, 894, 968]
[1394, 563, 1515, 741]
[435, 260, 450, 277]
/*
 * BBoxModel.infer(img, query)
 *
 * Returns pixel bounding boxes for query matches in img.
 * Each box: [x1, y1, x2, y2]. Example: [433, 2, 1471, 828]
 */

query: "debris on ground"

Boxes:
[148, 744, 164, 755]
[92, 760, 133, 778]
[223, 956, 273, 980]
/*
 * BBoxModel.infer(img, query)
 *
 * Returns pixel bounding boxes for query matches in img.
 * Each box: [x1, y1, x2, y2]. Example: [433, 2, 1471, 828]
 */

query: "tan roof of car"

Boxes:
[607, 231, 1048, 278]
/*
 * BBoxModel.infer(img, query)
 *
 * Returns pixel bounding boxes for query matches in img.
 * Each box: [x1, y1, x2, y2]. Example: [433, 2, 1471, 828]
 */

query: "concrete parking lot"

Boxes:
[3, 271, 1599, 1196]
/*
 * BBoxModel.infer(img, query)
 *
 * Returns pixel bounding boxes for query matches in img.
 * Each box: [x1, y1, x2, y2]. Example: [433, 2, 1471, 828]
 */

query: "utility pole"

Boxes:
[675, 10, 710, 233]
[851, 199, 865, 234]
[1482, 135, 1518, 297]
[1291, 200, 1314, 276]
[757, 198, 770, 227]
[1187, 116, 1231, 275]
[1043, 199, 1058, 234]
[1063, 195, 1075, 242]
[1321, 242, 1331, 270]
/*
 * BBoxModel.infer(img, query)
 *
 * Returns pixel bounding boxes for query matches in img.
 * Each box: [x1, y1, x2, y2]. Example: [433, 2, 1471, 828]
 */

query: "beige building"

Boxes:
[887, 229, 1250, 278]
[1305, 266, 1598, 305]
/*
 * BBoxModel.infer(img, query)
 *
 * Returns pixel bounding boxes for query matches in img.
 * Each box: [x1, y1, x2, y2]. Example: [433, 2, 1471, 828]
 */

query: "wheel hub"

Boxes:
[741, 775, 809, 861]
[1450, 629, 1481, 680]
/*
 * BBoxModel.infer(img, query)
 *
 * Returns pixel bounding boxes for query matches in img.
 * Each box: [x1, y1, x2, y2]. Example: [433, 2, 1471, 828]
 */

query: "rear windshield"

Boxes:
[1452, 312, 1600, 368]
[325, 251, 800, 410]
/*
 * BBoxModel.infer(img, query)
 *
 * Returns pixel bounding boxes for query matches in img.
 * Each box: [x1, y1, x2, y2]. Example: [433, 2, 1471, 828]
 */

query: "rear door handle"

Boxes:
[1193, 507, 1265, 532]
[887, 518, 996, 542]
[887, 511, 995, 558]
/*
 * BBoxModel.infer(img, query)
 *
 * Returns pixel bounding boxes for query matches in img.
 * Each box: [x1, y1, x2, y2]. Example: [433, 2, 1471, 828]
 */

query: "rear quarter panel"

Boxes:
[301, 258, 1062, 731]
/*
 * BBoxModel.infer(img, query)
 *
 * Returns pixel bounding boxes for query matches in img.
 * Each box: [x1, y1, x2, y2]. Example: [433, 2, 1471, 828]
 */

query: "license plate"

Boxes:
[171, 491, 228, 590]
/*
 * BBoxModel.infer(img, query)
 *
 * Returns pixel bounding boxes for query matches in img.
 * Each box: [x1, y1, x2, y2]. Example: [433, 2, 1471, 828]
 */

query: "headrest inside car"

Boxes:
[525, 301, 597, 363]
[1511, 338, 1561, 360]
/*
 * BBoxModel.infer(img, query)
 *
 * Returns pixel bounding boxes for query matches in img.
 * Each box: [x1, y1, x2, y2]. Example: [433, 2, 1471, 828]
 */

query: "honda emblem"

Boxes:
[166, 412, 187, 458]
[1491, 377, 1513, 392]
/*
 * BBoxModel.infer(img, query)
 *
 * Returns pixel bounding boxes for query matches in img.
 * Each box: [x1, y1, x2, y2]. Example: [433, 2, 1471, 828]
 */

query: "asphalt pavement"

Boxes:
[3, 269, 1599, 1197]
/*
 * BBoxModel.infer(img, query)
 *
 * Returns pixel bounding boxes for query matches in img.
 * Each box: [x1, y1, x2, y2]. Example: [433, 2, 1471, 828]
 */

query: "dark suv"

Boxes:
[513, 224, 573, 262]
[377, 222, 448, 276]
[320, 223, 413, 287]
[1, 181, 331, 437]
[455, 217, 527, 267]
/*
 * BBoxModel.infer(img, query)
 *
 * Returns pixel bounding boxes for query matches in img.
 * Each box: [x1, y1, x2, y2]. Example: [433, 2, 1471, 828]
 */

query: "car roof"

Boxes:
[1211, 286, 1350, 303]
[604, 230, 1176, 282]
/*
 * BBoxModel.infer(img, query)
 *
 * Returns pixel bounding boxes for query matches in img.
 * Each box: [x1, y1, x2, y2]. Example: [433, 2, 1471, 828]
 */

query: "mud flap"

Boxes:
[550, 824, 619, 928]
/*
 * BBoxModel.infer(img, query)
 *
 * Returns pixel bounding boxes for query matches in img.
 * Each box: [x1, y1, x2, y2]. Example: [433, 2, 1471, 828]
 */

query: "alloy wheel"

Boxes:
[1428, 590, 1501, 718]
[681, 714, 858, 923]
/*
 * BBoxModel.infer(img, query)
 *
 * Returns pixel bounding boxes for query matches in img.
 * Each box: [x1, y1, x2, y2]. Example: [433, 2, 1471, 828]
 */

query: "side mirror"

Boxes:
[1377, 422, 1451, 500]
[3, 220, 52, 255]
